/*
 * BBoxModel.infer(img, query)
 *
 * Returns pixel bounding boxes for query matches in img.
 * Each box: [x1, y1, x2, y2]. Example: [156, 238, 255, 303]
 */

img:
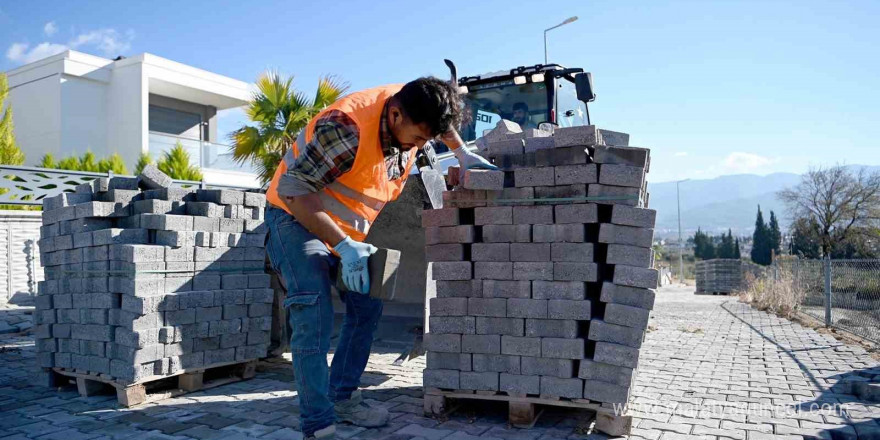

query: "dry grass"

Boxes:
[737, 270, 806, 318]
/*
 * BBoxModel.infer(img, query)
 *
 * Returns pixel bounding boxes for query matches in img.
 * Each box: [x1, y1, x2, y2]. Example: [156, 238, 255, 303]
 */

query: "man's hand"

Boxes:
[442, 127, 499, 171]
[333, 236, 378, 294]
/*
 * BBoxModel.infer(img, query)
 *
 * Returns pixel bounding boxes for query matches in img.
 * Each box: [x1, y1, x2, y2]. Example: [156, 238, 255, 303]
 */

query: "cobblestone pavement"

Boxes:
[0, 305, 33, 334]
[1, 285, 878, 440]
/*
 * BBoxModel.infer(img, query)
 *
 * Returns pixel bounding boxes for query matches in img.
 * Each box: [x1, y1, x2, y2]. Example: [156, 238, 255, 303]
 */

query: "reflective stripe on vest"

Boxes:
[317, 191, 371, 236]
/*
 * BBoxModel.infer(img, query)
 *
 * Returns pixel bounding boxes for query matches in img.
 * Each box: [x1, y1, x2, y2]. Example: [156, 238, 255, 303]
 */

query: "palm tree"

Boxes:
[230, 71, 348, 184]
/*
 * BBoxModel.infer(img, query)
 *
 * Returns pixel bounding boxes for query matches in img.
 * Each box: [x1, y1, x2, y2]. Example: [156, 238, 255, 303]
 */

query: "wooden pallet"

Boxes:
[423, 388, 632, 436]
[51, 359, 257, 407]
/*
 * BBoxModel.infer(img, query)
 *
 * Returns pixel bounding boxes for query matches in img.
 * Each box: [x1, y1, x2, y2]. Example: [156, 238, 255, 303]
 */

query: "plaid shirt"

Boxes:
[281, 103, 407, 196]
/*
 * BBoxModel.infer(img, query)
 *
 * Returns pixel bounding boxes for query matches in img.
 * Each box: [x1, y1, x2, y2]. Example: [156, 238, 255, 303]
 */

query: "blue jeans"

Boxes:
[264, 207, 384, 437]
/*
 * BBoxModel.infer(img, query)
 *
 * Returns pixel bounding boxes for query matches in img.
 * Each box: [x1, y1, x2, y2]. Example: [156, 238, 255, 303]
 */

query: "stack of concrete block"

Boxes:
[423, 122, 657, 410]
[34, 166, 271, 386]
[695, 258, 743, 294]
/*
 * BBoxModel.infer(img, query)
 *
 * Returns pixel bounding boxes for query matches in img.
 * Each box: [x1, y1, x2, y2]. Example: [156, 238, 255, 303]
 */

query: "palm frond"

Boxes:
[313, 75, 349, 109]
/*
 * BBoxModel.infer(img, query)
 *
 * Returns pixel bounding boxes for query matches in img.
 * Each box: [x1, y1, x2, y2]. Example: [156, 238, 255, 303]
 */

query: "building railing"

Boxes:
[0, 165, 255, 206]
[148, 131, 256, 174]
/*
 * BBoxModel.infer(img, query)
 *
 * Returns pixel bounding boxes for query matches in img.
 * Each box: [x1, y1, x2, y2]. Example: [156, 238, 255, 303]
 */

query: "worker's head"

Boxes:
[388, 77, 463, 150]
[512, 102, 529, 127]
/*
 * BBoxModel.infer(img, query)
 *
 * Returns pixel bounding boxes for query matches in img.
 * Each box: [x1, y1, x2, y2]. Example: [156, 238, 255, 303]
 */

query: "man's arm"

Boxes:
[280, 193, 347, 247]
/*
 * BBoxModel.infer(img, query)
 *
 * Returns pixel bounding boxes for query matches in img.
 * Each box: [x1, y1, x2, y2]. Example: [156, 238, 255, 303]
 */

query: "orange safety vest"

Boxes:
[266, 84, 418, 242]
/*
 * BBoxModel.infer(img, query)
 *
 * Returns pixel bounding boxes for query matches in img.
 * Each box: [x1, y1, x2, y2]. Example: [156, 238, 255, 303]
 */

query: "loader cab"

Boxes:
[458, 64, 594, 145]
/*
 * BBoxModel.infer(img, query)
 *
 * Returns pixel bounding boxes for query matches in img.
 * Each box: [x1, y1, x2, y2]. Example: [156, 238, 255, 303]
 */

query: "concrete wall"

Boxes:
[7, 74, 62, 166]
[60, 74, 109, 158]
[0, 211, 42, 306]
[106, 61, 146, 169]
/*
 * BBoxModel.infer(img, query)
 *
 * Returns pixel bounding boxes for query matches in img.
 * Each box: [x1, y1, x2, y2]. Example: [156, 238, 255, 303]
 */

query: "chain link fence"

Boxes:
[770, 258, 880, 344]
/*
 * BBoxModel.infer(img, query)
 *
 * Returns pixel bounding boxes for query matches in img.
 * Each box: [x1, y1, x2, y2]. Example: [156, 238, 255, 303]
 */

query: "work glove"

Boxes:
[334, 236, 378, 294]
[454, 146, 499, 171]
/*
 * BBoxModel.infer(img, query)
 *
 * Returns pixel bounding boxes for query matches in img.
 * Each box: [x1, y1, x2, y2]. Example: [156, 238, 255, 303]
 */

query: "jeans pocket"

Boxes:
[287, 293, 323, 354]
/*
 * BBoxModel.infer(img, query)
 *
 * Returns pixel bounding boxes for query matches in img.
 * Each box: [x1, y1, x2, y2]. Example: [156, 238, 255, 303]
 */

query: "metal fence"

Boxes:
[772, 258, 880, 344]
[0, 165, 255, 206]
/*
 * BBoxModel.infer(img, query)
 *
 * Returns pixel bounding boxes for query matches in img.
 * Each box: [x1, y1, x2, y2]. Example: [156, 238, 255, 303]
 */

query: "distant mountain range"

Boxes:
[646, 166, 880, 239]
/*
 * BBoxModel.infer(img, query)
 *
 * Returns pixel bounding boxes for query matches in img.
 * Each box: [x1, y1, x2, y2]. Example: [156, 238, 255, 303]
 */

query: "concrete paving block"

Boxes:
[436, 280, 482, 298]
[541, 376, 583, 399]
[72, 231, 93, 249]
[532, 280, 587, 300]
[429, 316, 476, 335]
[606, 244, 652, 268]
[425, 226, 475, 245]
[475, 317, 524, 336]
[554, 164, 598, 185]
[548, 299, 592, 320]
[604, 303, 651, 329]
[467, 298, 507, 317]
[593, 341, 640, 368]
[463, 169, 505, 190]
[196, 306, 223, 322]
[180, 290, 216, 309]
[426, 244, 465, 262]
[248, 303, 272, 318]
[471, 354, 521, 374]
[424, 333, 462, 353]
[482, 225, 531, 243]
[462, 334, 501, 354]
[427, 352, 472, 371]
[68, 217, 115, 234]
[91, 228, 149, 246]
[514, 167, 555, 187]
[221, 274, 248, 289]
[591, 145, 649, 168]
[588, 319, 644, 348]
[536, 146, 588, 167]
[187, 201, 225, 218]
[553, 125, 601, 148]
[43, 192, 92, 211]
[598, 164, 645, 189]
[481, 280, 530, 299]
[223, 304, 249, 320]
[506, 298, 548, 319]
[554, 262, 598, 282]
[487, 186, 535, 207]
[501, 336, 541, 357]
[432, 262, 473, 281]
[535, 184, 588, 203]
[155, 230, 197, 247]
[534, 224, 586, 244]
[442, 188, 488, 208]
[208, 319, 243, 337]
[613, 265, 659, 290]
[578, 359, 634, 387]
[525, 319, 578, 338]
[193, 273, 222, 291]
[596, 129, 630, 147]
[610, 205, 656, 228]
[143, 187, 197, 201]
[509, 243, 551, 262]
[243, 192, 266, 208]
[500, 373, 541, 395]
[551, 243, 594, 263]
[471, 243, 510, 262]
[524, 136, 555, 153]
[109, 244, 164, 262]
[198, 189, 245, 205]
[139, 164, 173, 189]
[141, 214, 194, 231]
[474, 262, 513, 280]
[487, 138, 524, 156]
[430, 297, 468, 316]
[598, 223, 654, 248]
[193, 216, 221, 232]
[582, 380, 630, 405]
[424, 369, 460, 389]
[221, 218, 247, 233]
[421, 208, 461, 228]
[599, 282, 656, 310]
[460, 371, 499, 391]
[542, 338, 585, 359]
[512, 262, 554, 281]
[587, 184, 641, 207]
[475, 206, 512, 225]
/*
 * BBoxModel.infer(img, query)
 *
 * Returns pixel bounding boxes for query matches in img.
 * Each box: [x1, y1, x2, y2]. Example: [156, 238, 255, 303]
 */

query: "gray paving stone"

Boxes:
[471, 354, 521, 374]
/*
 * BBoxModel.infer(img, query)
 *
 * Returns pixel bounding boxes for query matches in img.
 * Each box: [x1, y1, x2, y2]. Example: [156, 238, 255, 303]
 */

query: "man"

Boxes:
[511, 101, 536, 129]
[264, 77, 496, 439]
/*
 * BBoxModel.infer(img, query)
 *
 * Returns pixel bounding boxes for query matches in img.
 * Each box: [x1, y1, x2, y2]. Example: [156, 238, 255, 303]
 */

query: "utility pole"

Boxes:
[544, 16, 578, 64]
[676, 179, 689, 284]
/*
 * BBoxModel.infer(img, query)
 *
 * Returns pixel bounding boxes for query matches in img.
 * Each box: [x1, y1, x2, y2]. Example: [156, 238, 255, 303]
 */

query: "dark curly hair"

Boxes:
[394, 76, 463, 137]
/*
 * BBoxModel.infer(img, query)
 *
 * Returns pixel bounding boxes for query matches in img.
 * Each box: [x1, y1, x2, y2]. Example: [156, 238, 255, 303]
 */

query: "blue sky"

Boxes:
[2, 0, 878, 183]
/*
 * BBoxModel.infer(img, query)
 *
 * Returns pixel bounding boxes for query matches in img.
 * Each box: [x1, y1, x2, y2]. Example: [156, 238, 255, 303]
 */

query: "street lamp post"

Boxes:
[676, 179, 690, 284]
[544, 16, 578, 64]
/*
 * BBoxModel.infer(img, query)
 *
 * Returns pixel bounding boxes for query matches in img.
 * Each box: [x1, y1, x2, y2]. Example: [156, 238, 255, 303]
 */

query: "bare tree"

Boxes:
[778, 165, 880, 257]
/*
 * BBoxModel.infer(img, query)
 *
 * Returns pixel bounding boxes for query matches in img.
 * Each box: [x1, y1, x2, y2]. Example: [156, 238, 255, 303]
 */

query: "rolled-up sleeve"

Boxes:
[275, 111, 360, 198]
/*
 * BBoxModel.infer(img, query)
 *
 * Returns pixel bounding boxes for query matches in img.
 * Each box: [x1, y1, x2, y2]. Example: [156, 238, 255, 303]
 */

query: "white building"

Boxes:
[5, 50, 259, 188]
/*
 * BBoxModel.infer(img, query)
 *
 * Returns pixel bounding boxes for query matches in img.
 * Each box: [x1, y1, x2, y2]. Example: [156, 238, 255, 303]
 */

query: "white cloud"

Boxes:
[6, 27, 134, 65]
[6, 42, 67, 64]
[721, 152, 778, 174]
[43, 21, 57, 36]
[673, 152, 688, 157]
